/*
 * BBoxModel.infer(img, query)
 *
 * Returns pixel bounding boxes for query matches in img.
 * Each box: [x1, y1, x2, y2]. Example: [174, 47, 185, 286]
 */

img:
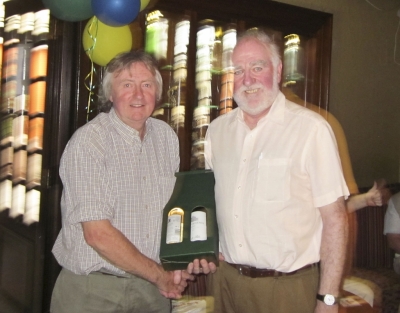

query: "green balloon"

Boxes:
[82, 17, 133, 66]
[42, 0, 93, 22]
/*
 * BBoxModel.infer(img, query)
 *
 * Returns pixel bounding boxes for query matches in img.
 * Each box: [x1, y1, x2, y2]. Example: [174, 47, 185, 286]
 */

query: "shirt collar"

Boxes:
[264, 91, 285, 125]
[109, 108, 153, 143]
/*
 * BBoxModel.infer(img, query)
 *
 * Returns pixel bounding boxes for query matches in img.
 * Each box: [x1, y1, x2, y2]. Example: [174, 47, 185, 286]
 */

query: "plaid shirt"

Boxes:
[52, 108, 179, 275]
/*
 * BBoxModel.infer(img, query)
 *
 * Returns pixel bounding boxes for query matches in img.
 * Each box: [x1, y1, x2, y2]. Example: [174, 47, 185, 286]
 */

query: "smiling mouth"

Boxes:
[130, 104, 144, 107]
[245, 89, 258, 94]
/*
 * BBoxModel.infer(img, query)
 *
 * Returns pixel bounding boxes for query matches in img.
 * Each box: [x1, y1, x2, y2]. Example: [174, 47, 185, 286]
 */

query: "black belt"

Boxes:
[226, 262, 318, 278]
[92, 271, 129, 278]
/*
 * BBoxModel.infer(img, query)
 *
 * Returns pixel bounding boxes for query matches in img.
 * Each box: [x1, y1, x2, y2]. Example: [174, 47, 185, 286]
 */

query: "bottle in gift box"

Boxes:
[166, 207, 184, 244]
[191, 207, 207, 241]
[160, 170, 219, 271]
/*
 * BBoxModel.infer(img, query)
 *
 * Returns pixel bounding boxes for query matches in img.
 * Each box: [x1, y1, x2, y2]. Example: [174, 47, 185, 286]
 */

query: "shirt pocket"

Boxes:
[255, 158, 291, 202]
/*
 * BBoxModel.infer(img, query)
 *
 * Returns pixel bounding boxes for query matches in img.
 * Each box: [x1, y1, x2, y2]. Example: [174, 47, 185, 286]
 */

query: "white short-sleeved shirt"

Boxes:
[205, 92, 349, 272]
[383, 195, 400, 235]
[52, 108, 179, 275]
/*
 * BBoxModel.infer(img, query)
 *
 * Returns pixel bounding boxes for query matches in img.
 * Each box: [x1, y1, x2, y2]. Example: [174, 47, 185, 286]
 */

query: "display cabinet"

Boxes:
[140, 0, 333, 171]
[0, 1, 88, 312]
[0, 0, 333, 311]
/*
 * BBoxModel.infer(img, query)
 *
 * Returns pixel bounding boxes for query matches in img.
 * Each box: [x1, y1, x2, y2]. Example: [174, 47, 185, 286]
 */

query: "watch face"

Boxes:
[324, 294, 336, 305]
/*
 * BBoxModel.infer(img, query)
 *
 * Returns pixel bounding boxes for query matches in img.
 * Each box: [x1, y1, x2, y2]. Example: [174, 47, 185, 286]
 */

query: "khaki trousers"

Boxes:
[50, 268, 171, 313]
[207, 261, 319, 313]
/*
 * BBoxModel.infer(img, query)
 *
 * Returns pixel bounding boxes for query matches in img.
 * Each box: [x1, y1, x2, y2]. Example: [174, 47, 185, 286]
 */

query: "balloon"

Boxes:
[42, 0, 93, 22]
[82, 17, 133, 66]
[140, 0, 150, 11]
[91, 0, 140, 27]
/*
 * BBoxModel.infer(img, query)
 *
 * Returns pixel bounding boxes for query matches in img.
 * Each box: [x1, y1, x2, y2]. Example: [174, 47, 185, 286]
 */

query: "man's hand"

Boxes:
[366, 181, 383, 207]
[156, 269, 194, 299]
[187, 259, 218, 275]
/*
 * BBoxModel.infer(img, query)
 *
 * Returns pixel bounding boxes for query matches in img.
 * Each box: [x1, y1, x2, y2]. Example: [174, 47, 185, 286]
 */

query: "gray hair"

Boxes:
[98, 50, 163, 112]
[235, 29, 281, 69]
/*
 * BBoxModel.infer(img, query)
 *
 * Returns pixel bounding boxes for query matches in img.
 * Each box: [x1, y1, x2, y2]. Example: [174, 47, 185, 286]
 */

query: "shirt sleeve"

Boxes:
[305, 120, 350, 208]
[384, 199, 400, 234]
[60, 128, 114, 225]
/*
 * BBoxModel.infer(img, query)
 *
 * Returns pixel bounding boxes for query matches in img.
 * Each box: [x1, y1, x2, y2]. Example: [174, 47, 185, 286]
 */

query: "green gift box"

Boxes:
[160, 169, 219, 271]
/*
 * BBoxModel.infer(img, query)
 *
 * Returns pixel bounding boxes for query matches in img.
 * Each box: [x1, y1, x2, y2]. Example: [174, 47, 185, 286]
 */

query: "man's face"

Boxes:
[109, 62, 157, 131]
[232, 38, 282, 118]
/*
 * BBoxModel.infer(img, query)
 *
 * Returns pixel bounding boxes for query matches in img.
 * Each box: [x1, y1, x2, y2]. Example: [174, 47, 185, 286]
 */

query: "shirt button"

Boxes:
[243, 158, 246, 162]
[235, 215, 238, 218]
[143, 176, 146, 180]
[145, 205, 148, 209]
[237, 186, 241, 190]
[239, 244, 242, 247]
[146, 234, 149, 238]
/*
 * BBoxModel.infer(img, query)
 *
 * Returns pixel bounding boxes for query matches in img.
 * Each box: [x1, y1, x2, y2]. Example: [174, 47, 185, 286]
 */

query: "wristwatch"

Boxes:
[316, 293, 339, 305]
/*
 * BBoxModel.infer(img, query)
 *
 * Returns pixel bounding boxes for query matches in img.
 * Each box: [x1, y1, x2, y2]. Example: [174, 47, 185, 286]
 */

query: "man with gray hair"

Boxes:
[204, 30, 349, 313]
[50, 50, 209, 313]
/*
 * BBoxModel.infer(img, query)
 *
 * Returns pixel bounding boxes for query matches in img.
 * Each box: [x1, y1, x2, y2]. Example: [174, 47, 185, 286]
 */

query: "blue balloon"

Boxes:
[91, 0, 140, 26]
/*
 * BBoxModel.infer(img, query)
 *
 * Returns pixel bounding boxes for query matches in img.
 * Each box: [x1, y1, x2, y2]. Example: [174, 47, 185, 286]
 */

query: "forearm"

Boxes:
[346, 194, 367, 213]
[319, 197, 349, 295]
[82, 220, 164, 284]
[347, 182, 382, 213]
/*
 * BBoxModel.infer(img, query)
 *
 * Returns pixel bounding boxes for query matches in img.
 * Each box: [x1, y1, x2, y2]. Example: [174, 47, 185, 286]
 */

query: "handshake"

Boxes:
[157, 258, 218, 299]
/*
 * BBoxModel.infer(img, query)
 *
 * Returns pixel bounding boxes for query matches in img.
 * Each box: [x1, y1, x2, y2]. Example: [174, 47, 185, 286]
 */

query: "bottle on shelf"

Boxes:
[23, 9, 49, 225]
[14, 12, 34, 115]
[146, 11, 173, 123]
[1, 14, 20, 115]
[219, 28, 236, 116]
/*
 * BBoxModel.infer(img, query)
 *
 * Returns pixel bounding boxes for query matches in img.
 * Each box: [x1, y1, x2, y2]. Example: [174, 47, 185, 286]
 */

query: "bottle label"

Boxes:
[0, 145, 13, 166]
[23, 189, 41, 225]
[26, 153, 42, 188]
[12, 114, 28, 148]
[166, 214, 182, 244]
[10, 184, 25, 218]
[191, 211, 207, 241]
[0, 179, 12, 212]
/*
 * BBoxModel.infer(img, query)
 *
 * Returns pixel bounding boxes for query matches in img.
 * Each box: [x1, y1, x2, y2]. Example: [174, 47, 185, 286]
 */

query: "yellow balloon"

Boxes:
[140, 0, 150, 11]
[82, 17, 133, 67]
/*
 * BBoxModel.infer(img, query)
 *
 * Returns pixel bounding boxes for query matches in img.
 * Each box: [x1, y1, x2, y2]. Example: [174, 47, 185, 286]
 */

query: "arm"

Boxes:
[387, 233, 400, 253]
[315, 196, 348, 313]
[346, 181, 383, 213]
[83, 219, 193, 299]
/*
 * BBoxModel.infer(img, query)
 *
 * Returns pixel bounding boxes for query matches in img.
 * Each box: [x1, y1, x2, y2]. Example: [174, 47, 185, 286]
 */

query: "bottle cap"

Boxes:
[5, 15, 21, 33]
[18, 12, 34, 34]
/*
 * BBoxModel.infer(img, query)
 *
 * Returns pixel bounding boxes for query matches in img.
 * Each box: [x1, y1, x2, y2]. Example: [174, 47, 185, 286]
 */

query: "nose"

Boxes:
[134, 86, 144, 99]
[243, 69, 255, 86]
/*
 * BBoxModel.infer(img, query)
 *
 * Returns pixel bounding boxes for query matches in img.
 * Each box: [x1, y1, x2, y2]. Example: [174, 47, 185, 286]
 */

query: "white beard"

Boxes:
[233, 73, 280, 116]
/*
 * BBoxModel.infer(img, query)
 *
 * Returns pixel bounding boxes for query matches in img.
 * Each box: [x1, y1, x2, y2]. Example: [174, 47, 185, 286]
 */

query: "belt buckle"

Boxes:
[250, 268, 258, 278]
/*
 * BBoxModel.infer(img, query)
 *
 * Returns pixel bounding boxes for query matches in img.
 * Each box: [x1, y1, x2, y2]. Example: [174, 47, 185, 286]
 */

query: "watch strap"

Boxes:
[316, 293, 339, 305]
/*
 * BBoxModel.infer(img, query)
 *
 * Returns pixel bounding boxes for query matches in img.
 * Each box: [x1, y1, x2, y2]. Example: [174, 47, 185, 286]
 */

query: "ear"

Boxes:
[276, 61, 283, 84]
[109, 95, 113, 103]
